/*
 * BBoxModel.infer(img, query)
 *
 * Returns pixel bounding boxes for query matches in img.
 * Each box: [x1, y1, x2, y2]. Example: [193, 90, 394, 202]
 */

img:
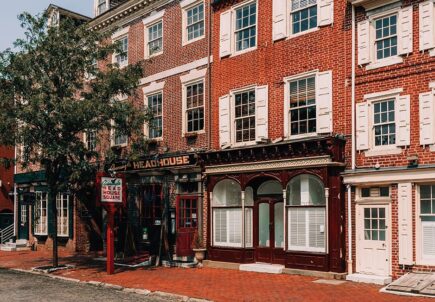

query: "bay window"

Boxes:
[287, 174, 326, 252]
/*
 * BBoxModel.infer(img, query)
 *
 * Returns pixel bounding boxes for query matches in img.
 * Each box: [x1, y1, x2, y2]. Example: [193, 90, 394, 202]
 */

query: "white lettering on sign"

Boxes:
[101, 177, 123, 203]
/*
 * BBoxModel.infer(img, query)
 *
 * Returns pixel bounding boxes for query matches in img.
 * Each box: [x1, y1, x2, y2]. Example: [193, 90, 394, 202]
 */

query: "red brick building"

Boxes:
[201, 0, 349, 273]
[343, 0, 435, 283]
[0, 146, 14, 231]
[87, 0, 212, 260]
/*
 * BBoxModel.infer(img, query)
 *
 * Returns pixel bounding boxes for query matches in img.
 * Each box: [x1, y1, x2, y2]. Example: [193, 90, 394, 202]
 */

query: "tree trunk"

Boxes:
[49, 188, 58, 268]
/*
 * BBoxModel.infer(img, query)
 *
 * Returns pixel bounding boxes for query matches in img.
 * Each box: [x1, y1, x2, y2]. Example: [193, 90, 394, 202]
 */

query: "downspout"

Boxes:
[207, 1, 212, 149]
[347, 4, 356, 275]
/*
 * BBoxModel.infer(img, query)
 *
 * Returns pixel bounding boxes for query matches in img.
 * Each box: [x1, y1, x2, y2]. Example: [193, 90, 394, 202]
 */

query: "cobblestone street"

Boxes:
[0, 269, 183, 302]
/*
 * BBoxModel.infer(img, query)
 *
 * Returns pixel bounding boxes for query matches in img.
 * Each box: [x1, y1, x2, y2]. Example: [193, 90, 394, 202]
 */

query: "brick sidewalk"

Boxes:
[0, 250, 430, 302]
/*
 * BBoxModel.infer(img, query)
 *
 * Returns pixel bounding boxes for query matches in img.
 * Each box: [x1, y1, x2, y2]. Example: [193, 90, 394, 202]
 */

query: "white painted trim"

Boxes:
[180, 68, 207, 83]
[144, 16, 164, 59]
[364, 88, 403, 100]
[364, 147, 402, 157]
[139, 56, 212, 85]
[142, 10, 165, 26]
[111, 26, 130, 40]
[180, 0, 200, 8]
[415, 184, 435, 266]
[429, 81, 435, 89]
[142, 81, 166, 95]
[144, 90, 164, 140]
[181, 0, 205, 46]
[343, 168, 435, 184]
[366, 56, 403, 70]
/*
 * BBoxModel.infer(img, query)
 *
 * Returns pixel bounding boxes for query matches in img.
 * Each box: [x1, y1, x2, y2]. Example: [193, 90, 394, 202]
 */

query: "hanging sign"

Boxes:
[101, 177, 123, 203]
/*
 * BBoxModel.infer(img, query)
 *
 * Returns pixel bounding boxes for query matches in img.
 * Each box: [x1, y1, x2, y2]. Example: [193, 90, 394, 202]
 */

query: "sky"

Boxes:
[0, 1, 93, 51]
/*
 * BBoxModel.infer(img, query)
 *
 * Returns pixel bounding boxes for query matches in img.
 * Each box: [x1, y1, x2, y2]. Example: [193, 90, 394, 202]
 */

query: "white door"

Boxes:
[356, 205, 390, 276]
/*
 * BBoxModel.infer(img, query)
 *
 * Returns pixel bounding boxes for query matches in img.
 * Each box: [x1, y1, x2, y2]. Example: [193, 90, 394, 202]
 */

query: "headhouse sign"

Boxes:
[101, 177, 123, 203]
[110, 154, 197, 172]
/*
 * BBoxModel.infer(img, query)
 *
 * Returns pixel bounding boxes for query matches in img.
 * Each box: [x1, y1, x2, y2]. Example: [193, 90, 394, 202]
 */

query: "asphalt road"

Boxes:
[0, 269, 183, 302]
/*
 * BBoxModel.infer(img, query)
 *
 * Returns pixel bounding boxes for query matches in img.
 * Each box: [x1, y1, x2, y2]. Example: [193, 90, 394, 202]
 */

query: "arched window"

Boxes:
[212, 180, 243, 247]
[286, 174, 326, 253]
[257, 180, 282, 195]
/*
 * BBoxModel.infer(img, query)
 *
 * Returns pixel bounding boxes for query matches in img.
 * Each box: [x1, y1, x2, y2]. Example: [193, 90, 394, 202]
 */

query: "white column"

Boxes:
[347, 185, 353, 274]
[209, 191, 213, 247]
[283, 189, 287, 250]
[325, 187, 329, 253]
[241, 190, 245, 248]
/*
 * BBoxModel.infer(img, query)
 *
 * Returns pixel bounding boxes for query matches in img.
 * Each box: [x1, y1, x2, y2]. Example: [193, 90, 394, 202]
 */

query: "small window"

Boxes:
[186, 3, 205, 41]
[291, 0, 317, 35]
[373, 99, 395, 146]
[289, 76, 316, 136]
[115, 36, 128, 66]
[234, 90, 256, 143]
[360, 186, 390, 198]
[148, 21, 163, 56]
[186, 81, 205, 132]
[234, 2, 257, 52]
[147, 92, 163, 139]
[374, 15, 398, 61]
[97, 0, 107, 15]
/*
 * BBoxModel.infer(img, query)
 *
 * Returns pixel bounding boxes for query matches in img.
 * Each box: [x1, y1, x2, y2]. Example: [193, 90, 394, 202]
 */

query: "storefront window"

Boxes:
[212, 180, 243, 247]
[286, 174, 326, 252]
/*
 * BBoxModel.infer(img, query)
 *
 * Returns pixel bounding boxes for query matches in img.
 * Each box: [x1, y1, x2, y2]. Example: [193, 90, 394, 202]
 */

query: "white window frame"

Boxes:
[416, 184, 435, 265]
[366, 8, 403, 70]
[111, 120, 128, 147]
[83, 130, 97, 151]
[143, 11, 165, 59]
[288, 0, 319, 38]
[34, 191, 48, 236]
[181, 0, 205, 45]
[183, 80, 205, 135]
[284, 70, 319, 140]
[230, 86, 257, 147]
[95, 0, 108, 16]
[113, 35, 129, 68]
[363, 89, 403, 156]
[145, 91, 164, 140]
[181, 69, 207, 136]
[232, 0, 258, 56]
[56, 193, 69, 237]
[20, 205, 27, 225]
[212, 208, 243, 248]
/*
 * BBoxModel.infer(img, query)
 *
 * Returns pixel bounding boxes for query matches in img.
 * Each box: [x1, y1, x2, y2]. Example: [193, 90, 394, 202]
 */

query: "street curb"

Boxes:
[6, 267, 213, 301]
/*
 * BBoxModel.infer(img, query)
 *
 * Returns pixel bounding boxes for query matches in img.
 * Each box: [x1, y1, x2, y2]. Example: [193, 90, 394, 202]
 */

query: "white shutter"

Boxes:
[422, 221, 435, 260]
[356, 102, 369, 150]
[396, 95, 410, 147]
[219, 10, 232, 58]
[398, 6, 413, 55]
[255, 85, 269, 141]
[419, 1, 435, 51]
[318, 0, 333, 26]
[219, 95, 231, 147]
[398, 183, 413, 265]
[357, 20, 370, 65]
[273, 0, 288, 41]
[316, 71, 333, 134]
[419, 92, 435, 145]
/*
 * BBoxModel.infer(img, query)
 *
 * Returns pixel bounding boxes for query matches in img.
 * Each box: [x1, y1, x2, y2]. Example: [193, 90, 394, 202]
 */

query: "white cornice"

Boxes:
[343, 167, 435, 184]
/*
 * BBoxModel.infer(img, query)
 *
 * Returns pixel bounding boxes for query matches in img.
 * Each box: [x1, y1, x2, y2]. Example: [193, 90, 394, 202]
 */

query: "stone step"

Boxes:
[346, 273, 392, 285]
[0, 245, 16, 252]
[239, 263, 285, 274]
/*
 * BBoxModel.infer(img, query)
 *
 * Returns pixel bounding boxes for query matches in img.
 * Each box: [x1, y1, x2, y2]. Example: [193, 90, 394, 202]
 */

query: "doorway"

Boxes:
[254, 198, 284, 263]
[176, 196, 198, 257]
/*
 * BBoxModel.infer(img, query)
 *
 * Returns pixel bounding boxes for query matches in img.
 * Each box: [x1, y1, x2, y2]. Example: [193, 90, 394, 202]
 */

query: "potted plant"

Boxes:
[191, 230, 206, 264]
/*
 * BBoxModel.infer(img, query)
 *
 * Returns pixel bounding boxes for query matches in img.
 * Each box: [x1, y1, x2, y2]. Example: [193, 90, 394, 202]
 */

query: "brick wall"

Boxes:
[0, 146, 14, 213]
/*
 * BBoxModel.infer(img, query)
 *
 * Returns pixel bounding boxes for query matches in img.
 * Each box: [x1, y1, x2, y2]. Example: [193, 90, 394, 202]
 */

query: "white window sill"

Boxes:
[111, 143, 128, 148]
[231, 141, 257, 148]
[364, 146, 402, 157]
[183, 130, 206, 137]
[286, 132, 319, 141]
[34, 233, 48, 236]
[287, 247, 326, 253]
[147, 137, 163, 142]
[229, 46, 257, 58]
[365, 56, 403, 70]
[146, 51, 163, 60]
[287, 27, 319, 40]
[416, 259, 435, 266]
[182, 35, 205, 46]
[428, 144, 435, 152]
[429, 48, 435, 57]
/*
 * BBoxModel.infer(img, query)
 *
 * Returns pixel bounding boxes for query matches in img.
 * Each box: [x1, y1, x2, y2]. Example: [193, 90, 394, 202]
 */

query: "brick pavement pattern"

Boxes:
[0, 251, 431, 302]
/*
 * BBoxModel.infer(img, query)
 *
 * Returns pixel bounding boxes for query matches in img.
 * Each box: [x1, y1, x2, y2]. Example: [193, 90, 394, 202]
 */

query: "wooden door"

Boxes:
[357, 205, 390, 276]
[176, 196, 198, 257]
[255, 199, 284, 263]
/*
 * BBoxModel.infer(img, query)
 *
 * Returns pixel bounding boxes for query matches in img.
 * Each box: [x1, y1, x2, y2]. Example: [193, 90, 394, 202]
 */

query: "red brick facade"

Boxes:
[0, 146, 14, 214]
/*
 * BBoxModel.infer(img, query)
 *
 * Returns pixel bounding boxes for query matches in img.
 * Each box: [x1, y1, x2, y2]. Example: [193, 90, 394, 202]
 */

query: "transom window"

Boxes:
[289, 76, 316, 136]
[115, 36, 128, 66]
[375, 15, 397, 60]
[364, 207, 386, 241]
[373, 99, 395, 146]
[148, 21, 163, 56]
[56, 193, 69, 237]
[148, 93, 163, 139]
[34, 192, 48, 235]
[291, 0, 317, 34]
[234, 90, 255, 143]
[186, 81, 205, 132]
[186, 3, 205, 41]
[235, 2, 257, 52]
